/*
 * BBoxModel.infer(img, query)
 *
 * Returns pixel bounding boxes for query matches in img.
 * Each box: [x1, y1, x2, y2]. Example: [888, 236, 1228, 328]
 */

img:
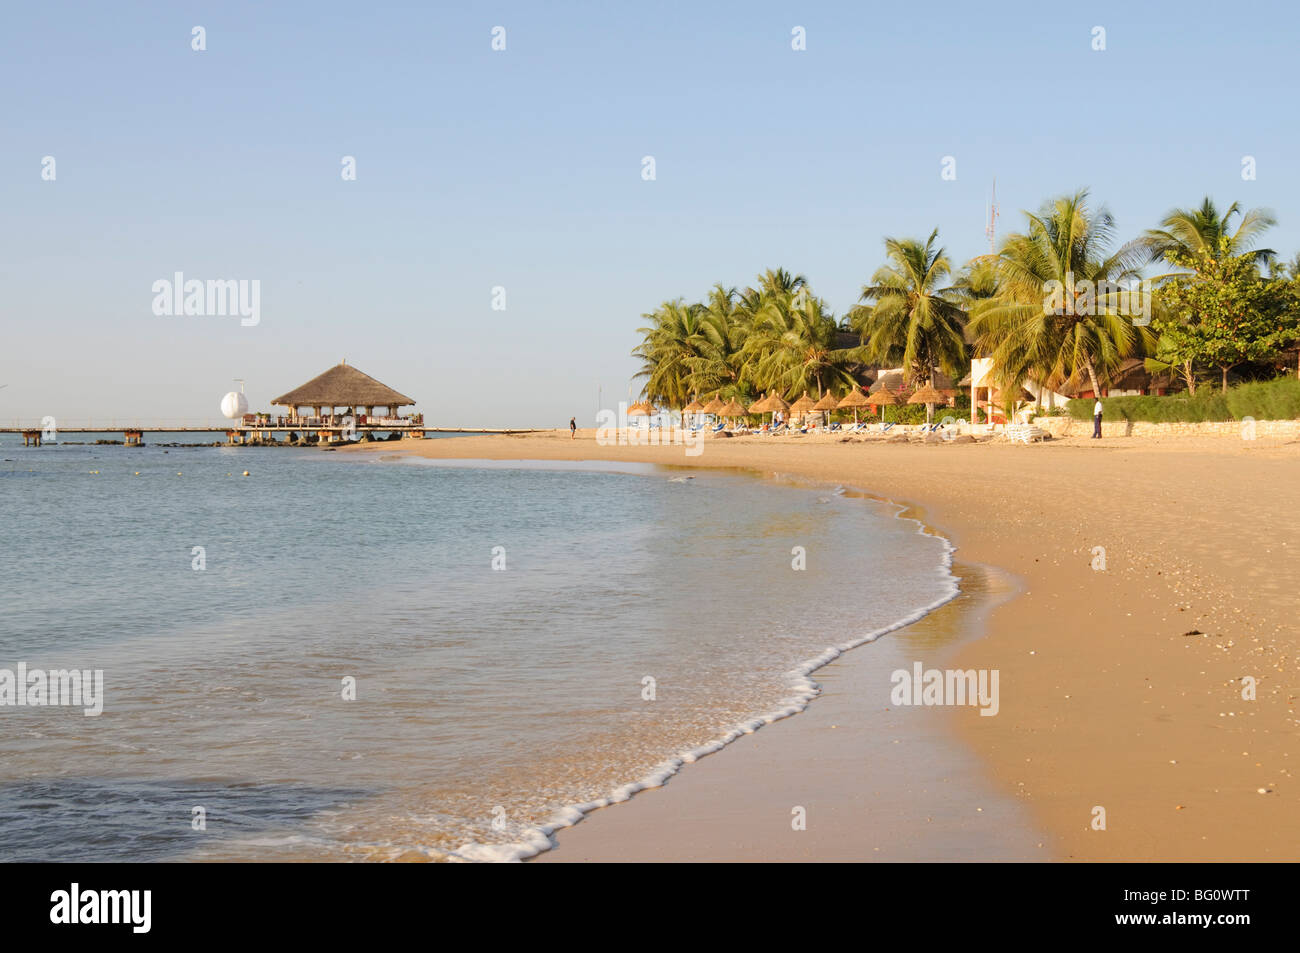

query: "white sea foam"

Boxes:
[450, 495, 960, 863]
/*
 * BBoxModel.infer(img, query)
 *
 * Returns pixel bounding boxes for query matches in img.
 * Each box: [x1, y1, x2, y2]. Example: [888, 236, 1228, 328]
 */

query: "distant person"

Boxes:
[1093, 398, 1103, 439]
[569, 417, 577, 439]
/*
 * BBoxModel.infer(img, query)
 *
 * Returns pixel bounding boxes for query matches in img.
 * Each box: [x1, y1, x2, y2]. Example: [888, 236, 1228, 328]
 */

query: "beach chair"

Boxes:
[1005, 423, 1046, 444]
[878, 422, 895, 433]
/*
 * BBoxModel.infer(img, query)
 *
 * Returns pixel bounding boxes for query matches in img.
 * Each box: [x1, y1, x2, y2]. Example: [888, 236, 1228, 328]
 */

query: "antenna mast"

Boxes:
[985, 178, 999, 253]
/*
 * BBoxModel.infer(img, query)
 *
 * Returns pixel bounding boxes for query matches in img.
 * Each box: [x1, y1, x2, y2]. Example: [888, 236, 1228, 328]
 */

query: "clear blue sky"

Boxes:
[3, 0, 1298, 427]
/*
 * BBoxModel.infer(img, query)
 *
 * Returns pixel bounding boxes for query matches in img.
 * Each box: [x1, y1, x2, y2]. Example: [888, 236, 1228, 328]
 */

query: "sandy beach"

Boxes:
[345, 429, 1300, 862]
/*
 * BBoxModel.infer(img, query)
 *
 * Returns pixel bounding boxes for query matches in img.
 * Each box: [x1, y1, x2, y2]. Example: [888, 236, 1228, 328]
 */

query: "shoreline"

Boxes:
[344, 430, 1300, 861]
[448, 474, 993, 862]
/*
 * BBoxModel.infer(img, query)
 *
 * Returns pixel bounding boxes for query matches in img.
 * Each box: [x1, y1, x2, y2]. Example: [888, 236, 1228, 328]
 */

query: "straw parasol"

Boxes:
[701, 394, 726, 415]
[812, 390, 841, 428]
[837, 387, 871, 424]
[866, 386, 899, 424]
[907, 383, 945, 425]
[788, 391, 816, 424]
[627, 401, 653, 429]
[720, 397, 747, 428]
[765, 391, 791, 417]
[683, 396, 704, 428]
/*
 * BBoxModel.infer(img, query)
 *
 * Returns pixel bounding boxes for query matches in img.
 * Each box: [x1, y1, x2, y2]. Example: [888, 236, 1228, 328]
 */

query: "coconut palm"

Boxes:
[851, 229, 969, 386]
[969, 189, 1150, 400]
[741, 286, 862, 397]
[632, 299, 711, 412]
[1143, 198, 1276, 274]
[687, 284, 748, 400]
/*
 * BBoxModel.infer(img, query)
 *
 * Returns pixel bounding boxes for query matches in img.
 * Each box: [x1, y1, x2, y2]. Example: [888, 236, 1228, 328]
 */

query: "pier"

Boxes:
[4, 361, 539, 445]
[2, 422, 536, 445]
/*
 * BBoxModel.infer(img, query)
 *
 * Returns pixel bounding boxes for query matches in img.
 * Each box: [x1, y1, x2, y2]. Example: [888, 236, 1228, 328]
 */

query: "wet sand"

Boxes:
[345, 429, 1300, 862]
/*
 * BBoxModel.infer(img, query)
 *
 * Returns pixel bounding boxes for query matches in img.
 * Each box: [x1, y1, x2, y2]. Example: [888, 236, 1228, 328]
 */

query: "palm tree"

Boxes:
[1143, 198, 1277, 274]
[687, 284, 748, 400]
[969, 189, 1150, 401]
[632, 299, 711, 412]
[852, 229, 969, 387]
[742, 289, 862, 397]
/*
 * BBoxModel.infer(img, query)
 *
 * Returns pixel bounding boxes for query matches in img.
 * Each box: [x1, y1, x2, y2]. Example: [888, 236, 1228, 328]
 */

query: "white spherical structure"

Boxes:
[220, 391, 249, 419]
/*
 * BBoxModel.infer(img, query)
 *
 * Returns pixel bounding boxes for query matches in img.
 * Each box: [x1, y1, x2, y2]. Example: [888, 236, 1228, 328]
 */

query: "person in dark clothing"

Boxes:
[570, 417, 577, 439]
[1092, 398, 1103, 439]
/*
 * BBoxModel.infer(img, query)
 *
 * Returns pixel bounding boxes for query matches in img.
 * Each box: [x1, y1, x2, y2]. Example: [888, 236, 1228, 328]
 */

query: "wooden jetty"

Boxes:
[3, 361, 537, 446]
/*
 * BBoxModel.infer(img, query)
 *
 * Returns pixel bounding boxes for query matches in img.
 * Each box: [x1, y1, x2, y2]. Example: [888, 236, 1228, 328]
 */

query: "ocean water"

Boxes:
[0, 437, 957, 862]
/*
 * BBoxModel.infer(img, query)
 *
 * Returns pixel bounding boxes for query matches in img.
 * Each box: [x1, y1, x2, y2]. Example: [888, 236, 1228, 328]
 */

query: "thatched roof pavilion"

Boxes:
[272, 361, 415, 416]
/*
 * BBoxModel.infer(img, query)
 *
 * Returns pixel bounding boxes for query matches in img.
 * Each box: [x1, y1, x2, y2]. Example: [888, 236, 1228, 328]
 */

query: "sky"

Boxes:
[4, 0, 1300, 428]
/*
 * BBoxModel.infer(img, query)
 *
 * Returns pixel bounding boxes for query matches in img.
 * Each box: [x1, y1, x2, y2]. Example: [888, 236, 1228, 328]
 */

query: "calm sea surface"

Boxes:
[0, 436, 955, 861]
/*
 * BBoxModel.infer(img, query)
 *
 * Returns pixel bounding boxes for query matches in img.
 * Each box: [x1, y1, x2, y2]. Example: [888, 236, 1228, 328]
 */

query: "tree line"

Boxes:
[633, 190, 1300, 413]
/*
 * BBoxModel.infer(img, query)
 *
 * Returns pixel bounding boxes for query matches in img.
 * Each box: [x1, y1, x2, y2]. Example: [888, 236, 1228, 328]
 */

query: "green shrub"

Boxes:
[1066, 375, 1300, 422]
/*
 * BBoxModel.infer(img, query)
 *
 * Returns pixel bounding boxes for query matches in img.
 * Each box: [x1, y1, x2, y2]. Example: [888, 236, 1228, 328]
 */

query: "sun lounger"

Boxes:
[1004, 423, 1046, 444]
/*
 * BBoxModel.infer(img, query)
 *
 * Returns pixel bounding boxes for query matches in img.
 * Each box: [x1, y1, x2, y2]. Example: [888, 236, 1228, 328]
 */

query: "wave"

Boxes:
[447, 496, 959, 863]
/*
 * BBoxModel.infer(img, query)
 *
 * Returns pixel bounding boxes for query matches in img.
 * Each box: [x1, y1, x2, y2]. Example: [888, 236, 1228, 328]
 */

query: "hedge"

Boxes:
[1066, 375, 1300, 422]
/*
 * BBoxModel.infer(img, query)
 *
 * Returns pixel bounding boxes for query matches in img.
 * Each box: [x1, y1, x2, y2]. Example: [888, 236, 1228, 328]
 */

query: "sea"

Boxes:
[0, 434, 958, 861]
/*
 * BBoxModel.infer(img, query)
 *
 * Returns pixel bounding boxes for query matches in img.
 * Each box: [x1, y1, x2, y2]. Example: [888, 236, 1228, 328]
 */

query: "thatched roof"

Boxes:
[765, 392, 791, 413]
[789, 392, 817, 414]
[702, 395, 727, 414]
[871, 370, 957, 395]
[867, 387, 899, 406]
[908, 384, 945, 405]
[837, 388, 871, 409]
[272, 362, 415, 408]
[812, 391, 841, 411]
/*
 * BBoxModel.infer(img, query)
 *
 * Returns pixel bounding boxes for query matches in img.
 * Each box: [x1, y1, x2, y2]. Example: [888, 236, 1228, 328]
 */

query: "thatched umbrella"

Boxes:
[867, 386, 899, 424]
[627, 401, 653, 432]
[908, 383, 945, 425]
[683, 396, 704, 429]
[701, 394, 726, 415]
[788, 391, 816, 426]
[721, 397, 747, 429]
[812, 390, 840, 428]
[765, 392, 791, 426]
[837, 387, 871, 424]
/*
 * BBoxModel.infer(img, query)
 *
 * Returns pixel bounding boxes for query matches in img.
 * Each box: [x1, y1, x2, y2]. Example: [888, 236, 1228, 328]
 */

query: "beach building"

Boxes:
[870, 368, 959, 404]
[270, 361, 418, 426]
[964, 356, 1172, 424]
[229, 361, 424, 444]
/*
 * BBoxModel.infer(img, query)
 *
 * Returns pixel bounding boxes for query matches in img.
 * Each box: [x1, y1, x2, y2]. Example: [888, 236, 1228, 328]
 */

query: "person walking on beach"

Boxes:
[1092, 398, 1103, 439]
[569, 417, 577, 439]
